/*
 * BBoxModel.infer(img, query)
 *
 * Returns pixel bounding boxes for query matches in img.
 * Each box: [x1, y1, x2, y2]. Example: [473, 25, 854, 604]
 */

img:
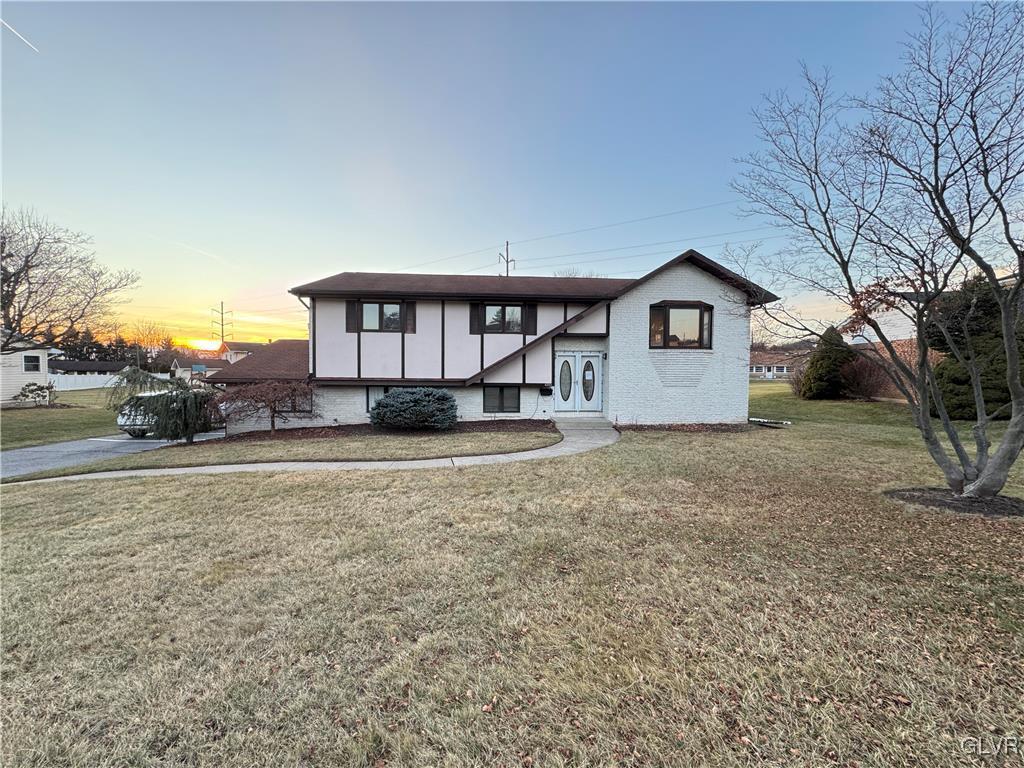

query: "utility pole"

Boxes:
[498, 240, 514, 276]
[211, 301, 233, 343]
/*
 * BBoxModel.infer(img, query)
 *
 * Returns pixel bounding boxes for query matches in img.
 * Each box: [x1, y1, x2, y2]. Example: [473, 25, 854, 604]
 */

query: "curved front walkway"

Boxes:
[15, 421, 619, 484]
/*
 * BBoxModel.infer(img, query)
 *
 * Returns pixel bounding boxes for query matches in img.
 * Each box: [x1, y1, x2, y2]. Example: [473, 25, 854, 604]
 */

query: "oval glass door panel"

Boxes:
[559, 360, 572, 401]
[582, 360, 595, 401]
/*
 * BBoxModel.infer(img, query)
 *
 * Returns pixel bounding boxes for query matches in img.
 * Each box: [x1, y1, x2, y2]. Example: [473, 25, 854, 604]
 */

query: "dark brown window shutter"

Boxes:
[404, 302, 417, 333]
[524, 304, 538, 335]
[346, 301, 360, 333]
[469, 303, 482, 334]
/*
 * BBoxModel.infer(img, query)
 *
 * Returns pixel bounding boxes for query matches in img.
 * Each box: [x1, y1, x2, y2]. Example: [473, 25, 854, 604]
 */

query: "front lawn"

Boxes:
[2, 388, 1021, 766]
[7, 428, 563, 481]
[0, 388, 118, 450]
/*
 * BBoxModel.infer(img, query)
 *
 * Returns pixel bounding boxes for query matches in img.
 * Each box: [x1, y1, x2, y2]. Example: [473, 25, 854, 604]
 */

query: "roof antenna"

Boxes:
[498, 240, 514, 277]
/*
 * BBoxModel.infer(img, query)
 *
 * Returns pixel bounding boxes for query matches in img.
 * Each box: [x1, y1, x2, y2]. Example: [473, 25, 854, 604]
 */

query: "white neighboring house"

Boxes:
[213, 249, 778, 433]
[170, 356, 231, 382]
[1, 334, 61, 404]
[217, 341, 268, 365]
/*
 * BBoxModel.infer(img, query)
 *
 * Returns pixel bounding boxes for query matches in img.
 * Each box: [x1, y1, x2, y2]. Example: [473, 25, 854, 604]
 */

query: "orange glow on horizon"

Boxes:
[177, 338, 223, 352]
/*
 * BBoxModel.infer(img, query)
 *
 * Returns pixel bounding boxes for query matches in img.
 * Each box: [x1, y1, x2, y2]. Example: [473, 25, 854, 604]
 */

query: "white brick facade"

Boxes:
[225, 385, 553, 435]
[607, 262, 751, 424]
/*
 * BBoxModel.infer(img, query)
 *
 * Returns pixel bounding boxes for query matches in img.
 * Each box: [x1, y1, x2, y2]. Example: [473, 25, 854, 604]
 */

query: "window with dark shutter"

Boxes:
[524, 304, 538, 335]
[404, 302, 417, 333]
[469, 303, 482, 334]
[346, 301, 360, 333]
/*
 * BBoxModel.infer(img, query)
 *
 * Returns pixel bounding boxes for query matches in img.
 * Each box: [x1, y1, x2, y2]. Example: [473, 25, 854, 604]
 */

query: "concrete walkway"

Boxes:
[12, 420, 619, 485]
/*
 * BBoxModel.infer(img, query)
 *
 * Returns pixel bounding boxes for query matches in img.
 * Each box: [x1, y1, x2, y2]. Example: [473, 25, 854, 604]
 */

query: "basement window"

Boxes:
[483, 385, 520, 413]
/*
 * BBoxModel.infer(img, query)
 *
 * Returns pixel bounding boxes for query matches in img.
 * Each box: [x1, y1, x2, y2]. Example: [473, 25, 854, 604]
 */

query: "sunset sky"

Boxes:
[3, 2, 935, 347]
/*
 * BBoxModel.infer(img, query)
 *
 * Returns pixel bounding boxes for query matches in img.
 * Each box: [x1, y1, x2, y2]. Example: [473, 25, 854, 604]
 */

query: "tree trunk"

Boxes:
[270, 410, 276, 432]
[962, 416, 1024, 498]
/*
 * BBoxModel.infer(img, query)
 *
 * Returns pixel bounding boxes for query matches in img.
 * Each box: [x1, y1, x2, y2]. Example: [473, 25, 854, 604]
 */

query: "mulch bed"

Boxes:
[202, 419, 558, 446]
[616, 423, 754, 433]
[884, 487, 1024, 517]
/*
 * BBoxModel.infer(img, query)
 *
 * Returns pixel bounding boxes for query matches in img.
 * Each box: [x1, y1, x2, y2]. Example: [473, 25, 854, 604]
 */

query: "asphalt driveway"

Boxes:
[0, 431, 224, 480]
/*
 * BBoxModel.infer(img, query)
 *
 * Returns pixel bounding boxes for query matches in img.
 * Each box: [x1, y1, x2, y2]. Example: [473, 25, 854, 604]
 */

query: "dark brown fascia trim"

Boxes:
[314, 377, 469, 386]
[290, 289, 617, 303]
[611, 249, 780, 306]
[207, 377, 307, 384]
[314, 378, 553, 387]
[465, 300, 610, 386]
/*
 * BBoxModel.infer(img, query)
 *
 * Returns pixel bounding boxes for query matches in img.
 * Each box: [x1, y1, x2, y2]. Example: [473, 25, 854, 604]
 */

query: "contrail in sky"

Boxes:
[1, 19, 40, 53]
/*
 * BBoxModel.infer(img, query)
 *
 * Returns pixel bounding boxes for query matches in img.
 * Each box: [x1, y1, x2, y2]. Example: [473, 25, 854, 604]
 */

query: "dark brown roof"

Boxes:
[206, 339, 308, 383]
[291, 272, 633, 301]
[171, 357, 230, 369]
[220, 341, 267, 353]
[48, 360, 129, 373]
[291, 249, 777, 305]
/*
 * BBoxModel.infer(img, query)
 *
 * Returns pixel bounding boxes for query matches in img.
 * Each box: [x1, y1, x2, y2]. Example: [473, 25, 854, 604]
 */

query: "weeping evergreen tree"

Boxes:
[106, 365, 178, 410]
[123, 388, 215, 443]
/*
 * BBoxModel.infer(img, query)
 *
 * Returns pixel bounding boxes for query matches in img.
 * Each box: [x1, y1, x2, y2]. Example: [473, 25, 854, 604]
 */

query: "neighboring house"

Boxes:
[748, 350, 806, 380]
[48, 360, 129, 376]
[1, 331, 61, 403]
[217, 341, 268, 365]
[207, 339, 308, 384]
[170, 356, 231, 382]
[218, 249, 775, 432]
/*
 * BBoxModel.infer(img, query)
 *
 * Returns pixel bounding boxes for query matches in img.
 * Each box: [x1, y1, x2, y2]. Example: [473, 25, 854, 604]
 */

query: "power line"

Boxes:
[508, 200, 738, 247]
[512, 225, 774, 267]
[459, 232, 789, 276]
[394, 199, 739, 273]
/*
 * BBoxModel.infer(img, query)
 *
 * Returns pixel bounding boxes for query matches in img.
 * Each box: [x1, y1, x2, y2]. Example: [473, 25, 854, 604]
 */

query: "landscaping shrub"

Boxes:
[799, 327, 855, 400]
[12, 382, 54, 405]
[932, 349, 1012, 420]
[840, 356, 891, 400]
[370, 387, 457, 430]
[787, 359, 807, 397]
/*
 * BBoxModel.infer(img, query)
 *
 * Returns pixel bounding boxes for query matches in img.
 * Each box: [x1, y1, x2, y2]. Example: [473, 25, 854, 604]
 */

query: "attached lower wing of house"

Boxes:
[213, 249, 778, 428]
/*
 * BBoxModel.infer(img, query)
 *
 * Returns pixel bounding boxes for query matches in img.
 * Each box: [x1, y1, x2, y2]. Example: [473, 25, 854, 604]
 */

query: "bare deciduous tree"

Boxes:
[1, 208, 139, 352]
[734, 3, 1024, 498]
[215, 380, 316, 432]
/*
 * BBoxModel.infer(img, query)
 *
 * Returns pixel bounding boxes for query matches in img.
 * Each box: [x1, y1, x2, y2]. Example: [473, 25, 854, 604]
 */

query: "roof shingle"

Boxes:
[206, 339, 308, 383]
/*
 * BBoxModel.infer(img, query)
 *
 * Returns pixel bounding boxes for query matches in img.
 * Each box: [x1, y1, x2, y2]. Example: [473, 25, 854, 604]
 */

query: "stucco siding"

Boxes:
[315, 299, 358, 377]
[404, 301, 443, 378]
[443, 302, 478, 378]
[360, 333, 403, 378]
[607, 262, 750, 424]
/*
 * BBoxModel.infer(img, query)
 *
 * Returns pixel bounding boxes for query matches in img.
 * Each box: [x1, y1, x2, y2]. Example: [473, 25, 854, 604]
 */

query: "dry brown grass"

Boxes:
[2, 387, 1022, 766]
[7, 430, 562, 482]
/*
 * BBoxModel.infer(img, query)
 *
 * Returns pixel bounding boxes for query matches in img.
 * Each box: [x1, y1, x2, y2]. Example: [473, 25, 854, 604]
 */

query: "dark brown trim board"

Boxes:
[440, 300, 446, 379]
[466, 300, 610, 385]
[311, 298, 318, 378]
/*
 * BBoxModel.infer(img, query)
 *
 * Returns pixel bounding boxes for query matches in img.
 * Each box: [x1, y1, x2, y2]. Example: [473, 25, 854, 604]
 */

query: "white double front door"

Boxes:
[553, 351, 603, 412]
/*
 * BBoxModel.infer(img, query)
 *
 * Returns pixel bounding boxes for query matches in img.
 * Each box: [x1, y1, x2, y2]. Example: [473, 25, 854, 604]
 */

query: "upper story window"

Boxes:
[649, 302, 713, 349]
[484, 304, 523, 333]
[23, 354, 41, 372]
[346, 301, 416, 333]
[469, 303, 537, 335]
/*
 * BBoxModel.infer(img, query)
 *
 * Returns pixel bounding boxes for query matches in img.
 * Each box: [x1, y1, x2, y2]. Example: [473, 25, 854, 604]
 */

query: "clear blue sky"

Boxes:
[3, 2, 937, 340]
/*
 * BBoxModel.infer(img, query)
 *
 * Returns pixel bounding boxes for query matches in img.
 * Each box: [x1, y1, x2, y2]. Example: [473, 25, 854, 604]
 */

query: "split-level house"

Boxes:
[247, 249, 776, 430]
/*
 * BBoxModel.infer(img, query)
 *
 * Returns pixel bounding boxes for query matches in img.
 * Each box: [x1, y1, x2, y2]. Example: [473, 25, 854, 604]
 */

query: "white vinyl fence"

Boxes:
[49, 372, 170, 391]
